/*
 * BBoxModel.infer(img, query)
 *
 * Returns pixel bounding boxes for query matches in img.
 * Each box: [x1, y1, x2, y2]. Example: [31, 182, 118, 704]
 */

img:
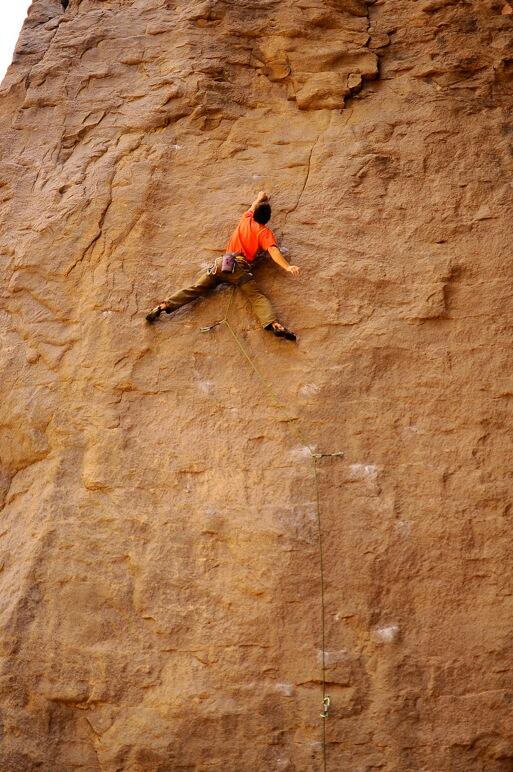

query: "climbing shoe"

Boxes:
[145, 306, 162, 322]
[265, 321, 297, 341]
[145, 303, 171, 323]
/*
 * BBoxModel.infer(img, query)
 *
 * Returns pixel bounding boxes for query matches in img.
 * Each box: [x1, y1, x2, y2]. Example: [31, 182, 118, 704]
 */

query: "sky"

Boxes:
[0, 1, 32, 83]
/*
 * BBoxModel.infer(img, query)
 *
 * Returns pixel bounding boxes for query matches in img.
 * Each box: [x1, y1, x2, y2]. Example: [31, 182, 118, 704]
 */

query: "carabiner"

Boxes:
[320, 695, 330, 719]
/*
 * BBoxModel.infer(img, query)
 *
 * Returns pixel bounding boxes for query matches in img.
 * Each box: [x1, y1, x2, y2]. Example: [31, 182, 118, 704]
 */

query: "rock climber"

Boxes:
[145, 191, 300, 340]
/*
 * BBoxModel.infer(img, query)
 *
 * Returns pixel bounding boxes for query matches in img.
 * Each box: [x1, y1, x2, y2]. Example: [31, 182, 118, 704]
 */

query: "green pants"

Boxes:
[163, 263, 276, 328]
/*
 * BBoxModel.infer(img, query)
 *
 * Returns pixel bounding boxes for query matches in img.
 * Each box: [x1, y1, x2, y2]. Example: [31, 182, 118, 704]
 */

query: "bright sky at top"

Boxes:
[0, 1, 32, 83]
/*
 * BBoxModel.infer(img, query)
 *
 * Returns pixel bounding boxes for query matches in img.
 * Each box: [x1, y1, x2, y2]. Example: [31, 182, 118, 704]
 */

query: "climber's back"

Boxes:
[226, 202, 276, 263]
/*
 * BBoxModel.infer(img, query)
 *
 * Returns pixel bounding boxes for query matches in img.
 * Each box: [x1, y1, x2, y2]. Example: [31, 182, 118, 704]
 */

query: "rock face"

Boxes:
[1, 0, 513, 768]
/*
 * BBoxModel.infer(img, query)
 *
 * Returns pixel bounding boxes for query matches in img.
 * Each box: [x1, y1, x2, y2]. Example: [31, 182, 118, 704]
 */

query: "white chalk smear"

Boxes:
[317, 649, 349, 665]
[275, 503, 317, 528]
[289, 445, 315, 460]
[350, 463, 378, 480]
[197, 380, 214, 394]
[274, 682, 294, 696]
[298, 383, 320, 398]
[373, 624, 399, 643]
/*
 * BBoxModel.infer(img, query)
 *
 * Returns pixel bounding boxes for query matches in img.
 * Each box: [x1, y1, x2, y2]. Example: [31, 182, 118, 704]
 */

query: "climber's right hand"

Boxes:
[287, 265, 300, 277]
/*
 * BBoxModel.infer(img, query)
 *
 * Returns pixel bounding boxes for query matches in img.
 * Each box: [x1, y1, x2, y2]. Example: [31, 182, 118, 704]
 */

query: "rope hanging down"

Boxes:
[201, 288, 344, 772]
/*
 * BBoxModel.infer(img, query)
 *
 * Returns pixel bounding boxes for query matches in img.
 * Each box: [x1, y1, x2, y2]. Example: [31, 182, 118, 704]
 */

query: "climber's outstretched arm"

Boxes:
[250, 190, 269, 212]
[268, 245, 300, 276]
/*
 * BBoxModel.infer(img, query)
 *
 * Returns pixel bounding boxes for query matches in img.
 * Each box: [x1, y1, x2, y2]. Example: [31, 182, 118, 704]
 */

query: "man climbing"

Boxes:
[145, 191, 300, 340]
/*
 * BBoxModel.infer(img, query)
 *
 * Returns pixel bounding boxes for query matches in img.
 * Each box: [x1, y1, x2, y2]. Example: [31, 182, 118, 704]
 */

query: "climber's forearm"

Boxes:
[268, 245, 290, 270]
[268, 246, 300, 276]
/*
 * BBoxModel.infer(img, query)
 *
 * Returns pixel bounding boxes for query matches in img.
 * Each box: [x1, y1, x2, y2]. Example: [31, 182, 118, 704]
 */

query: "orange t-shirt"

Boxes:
[226, 210, 277, 262]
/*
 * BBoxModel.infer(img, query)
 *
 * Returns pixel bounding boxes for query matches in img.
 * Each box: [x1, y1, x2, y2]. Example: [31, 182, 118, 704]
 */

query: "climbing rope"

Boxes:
[202, 286, 344, 771]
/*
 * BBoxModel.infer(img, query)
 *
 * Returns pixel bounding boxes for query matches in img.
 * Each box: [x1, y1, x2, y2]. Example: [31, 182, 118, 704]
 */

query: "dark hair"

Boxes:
[253, 202, 271, 225]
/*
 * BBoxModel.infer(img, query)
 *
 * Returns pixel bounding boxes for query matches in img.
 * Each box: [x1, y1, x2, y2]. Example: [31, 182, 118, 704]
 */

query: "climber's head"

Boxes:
[253, 201, 271, 225]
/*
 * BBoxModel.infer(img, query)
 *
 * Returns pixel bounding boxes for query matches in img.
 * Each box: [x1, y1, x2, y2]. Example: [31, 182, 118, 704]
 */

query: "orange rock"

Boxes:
[0, 0, 513, 769]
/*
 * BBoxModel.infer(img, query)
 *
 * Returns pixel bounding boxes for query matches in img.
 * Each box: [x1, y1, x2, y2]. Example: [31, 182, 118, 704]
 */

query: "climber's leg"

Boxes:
[234, 274, 296, 340]
[164, 271, 218, 310]
[238, 279, 277, 328]
[146, 271, 218, 322]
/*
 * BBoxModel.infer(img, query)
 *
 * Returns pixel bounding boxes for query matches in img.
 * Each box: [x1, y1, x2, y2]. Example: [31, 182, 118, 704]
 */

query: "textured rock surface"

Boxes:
[1, 0, 513, 769]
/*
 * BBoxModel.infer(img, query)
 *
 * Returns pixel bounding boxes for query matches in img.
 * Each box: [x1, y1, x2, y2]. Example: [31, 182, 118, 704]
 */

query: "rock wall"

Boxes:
[1, 0, 513, 769]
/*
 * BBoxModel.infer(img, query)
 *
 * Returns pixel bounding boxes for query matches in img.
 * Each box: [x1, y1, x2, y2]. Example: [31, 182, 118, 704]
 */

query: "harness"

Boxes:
[208, 253, 254, 286]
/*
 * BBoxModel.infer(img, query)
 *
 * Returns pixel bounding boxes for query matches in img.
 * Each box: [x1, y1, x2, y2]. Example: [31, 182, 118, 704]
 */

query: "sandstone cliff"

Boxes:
[1, 0, 513, 769]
